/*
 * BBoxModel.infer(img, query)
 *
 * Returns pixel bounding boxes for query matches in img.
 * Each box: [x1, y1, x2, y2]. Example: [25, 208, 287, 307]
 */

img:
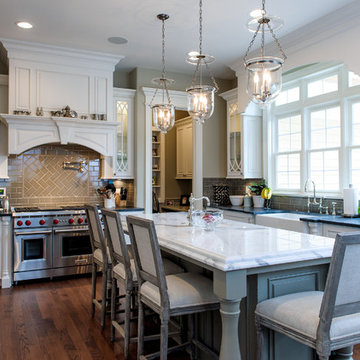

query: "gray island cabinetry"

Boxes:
[120, 212, 353, 360]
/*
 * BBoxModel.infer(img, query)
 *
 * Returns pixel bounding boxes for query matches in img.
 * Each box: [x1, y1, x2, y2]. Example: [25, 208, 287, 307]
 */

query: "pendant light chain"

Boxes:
[199, 0, 203, 54]
[161, 17, 166, 79]
[267, 23, 287, 60]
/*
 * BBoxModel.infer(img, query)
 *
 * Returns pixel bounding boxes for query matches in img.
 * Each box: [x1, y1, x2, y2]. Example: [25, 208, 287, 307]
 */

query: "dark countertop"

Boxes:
[300, 214, 360, 228]
[112, 207, 144, 212]
[213, 205, 287, 215]
[161, 205, 189, 212]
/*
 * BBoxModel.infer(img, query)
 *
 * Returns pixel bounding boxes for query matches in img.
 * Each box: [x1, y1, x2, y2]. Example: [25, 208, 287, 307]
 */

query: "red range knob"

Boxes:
[68, 218, 74, 224]
[85, 218, 88, 223]
[39, 219, 45, 225]
[25, 220, 31, 226]
[17, 220, 23, 226]
[53, 219, 59, 225]
[78, 218, 84, 224]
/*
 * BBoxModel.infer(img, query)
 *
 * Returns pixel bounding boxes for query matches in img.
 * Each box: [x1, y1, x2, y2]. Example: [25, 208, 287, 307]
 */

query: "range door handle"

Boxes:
[15, 230, 52, 236]
[54, 227, 88, 234]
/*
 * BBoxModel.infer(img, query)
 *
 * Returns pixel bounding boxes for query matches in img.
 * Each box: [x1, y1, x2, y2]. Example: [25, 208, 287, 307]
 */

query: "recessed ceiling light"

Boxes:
[108, 37, 128, 45]
[16, 21, 33, 29]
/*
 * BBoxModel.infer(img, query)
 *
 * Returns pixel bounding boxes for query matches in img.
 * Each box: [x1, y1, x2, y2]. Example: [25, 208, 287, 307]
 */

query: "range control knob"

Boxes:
[85, 218, 88, 223]
[17, 220, 23, 226]
[78, 218, 84, 224]
[39, 219, 45, 226]
[53, 219, 59, 225]
[68, 218, 74, 224]
[25, 220, 31, 226]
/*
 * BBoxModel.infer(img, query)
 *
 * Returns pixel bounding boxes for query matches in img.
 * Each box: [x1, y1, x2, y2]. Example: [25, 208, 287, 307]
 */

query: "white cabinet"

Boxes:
[322, 223, 359, 239]
[176, 117, 193, 179]
[223, 210, 255, 224]
[220, 88, 262, 179]
[113, 88, 136, 179]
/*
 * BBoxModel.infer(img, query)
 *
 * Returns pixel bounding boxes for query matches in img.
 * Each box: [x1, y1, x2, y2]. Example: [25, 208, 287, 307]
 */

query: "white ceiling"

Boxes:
[0, 0, 355, 79]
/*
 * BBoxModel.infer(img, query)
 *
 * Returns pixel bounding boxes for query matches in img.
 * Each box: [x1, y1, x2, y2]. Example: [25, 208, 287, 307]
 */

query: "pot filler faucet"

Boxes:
[304, 178, 319, 213]
[188, 193, 210, 226]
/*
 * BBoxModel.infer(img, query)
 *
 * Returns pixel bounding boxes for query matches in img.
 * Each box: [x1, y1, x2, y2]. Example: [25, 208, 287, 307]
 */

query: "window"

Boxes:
[349, 72, 360, 88]
[275, 87, 300, 106]
[269, 63, 360, 195]
[307, 74, 338, 97]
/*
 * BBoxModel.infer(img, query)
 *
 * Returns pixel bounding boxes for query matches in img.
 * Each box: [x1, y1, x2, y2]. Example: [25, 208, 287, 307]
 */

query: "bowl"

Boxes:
[230, 195, 244, 206]
[192, 209, 224, 231]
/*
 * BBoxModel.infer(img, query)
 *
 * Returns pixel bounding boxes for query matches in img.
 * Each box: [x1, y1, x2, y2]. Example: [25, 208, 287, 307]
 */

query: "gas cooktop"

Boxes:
[14, 206, 86, 212]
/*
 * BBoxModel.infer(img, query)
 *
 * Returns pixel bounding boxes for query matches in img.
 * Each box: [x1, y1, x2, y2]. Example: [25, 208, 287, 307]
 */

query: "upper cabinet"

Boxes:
[176, 117, 193, 179]
[220, 88, 262, 179]
[113, 88, 136, 179]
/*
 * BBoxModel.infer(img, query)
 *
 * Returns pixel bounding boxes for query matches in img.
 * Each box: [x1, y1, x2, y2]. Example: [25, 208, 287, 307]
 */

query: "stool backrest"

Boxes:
[318, 232, 360, 342]
[84, 204, 107, 261]
[102, 209, 132, 282]
[127, 215, 169, 308]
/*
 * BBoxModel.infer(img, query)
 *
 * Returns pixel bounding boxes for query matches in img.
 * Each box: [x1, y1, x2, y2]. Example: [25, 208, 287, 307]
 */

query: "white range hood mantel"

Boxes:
[0, 114, 118, 156]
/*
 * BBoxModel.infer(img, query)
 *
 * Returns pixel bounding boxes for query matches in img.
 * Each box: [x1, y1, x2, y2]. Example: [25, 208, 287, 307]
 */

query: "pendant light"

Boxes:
[150, 14, 175, 135]
[244, 0, 287, 108]
[186, 0, 219, 124]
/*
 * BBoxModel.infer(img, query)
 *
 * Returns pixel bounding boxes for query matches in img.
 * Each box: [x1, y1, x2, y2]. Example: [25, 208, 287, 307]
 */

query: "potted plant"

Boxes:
[248, 180, 267, 208]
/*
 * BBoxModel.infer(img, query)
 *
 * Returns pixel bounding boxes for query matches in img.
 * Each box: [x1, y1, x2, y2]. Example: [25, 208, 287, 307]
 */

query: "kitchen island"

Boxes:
[120, 212, 352, 360]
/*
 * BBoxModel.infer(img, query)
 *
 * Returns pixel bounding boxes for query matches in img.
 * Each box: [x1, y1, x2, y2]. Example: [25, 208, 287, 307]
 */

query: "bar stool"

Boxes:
[127, 215, 220, 360]
[255, 232, 360, 360]
[84, 204, 111, 329]
[102, 210, 185, 359]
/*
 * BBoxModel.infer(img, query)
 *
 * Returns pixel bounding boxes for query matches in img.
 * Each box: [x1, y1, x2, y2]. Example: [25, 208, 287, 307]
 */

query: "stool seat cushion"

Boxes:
[113, 258, 184, 282]
[141, 272, 218, 310]
[93, 248, 112, 265]
[255, 291, 360, 341]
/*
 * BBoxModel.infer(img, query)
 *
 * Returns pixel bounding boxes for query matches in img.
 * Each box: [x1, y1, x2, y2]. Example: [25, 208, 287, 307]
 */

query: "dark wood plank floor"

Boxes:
[0, 276, 359, 360]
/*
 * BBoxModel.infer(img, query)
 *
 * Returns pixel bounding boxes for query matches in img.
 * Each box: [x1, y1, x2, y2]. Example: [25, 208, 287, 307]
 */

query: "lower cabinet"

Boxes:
[0, 215, 12, 288]
[322, 223, 360, 238]
[223, 210, 255, 224]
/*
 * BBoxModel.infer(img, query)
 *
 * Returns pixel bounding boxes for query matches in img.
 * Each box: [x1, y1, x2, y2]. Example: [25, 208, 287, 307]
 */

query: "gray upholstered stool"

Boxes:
[255, 232, 360, 360]
[102, 209, 184, 359]
[127, 215, 220, 360]
[85, 204, 112, 330]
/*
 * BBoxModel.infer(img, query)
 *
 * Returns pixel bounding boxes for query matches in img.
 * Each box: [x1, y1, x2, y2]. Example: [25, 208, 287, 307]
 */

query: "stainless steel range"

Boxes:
[13, 206, 96, 282]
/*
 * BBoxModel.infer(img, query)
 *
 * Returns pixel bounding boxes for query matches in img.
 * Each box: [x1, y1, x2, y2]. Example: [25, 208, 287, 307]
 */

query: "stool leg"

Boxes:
[124, 289, 131, 359]
[91, 262, 97, 317]
[255, 315, 264, 360]
[160, 315, 169, 360]
[189, 314, 196, 360]
[110, 276, 117, 342]
[137, 297, 145, 359]
[101, 265, 107, 330]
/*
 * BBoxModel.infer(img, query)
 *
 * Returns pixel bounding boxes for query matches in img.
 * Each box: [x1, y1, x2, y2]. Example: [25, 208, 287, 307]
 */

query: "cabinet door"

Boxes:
[112, 89, 135, 179]
[176, 126, 185, 177]
[184, 123, 193, 177]
[228, 102, 242, 178]
[322, 224, 359, 239]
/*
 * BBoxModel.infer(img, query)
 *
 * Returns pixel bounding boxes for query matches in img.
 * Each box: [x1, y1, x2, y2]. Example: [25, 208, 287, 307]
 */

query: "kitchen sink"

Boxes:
[255, 212, 314, 233]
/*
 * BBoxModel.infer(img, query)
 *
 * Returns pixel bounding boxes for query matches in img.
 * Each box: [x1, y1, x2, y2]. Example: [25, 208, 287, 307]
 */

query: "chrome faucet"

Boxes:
[188, 193, 210, 226]
[304, 178, 319, 213]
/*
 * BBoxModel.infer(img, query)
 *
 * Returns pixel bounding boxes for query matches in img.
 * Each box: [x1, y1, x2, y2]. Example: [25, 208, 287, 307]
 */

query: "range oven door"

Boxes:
[14, 229, 53, 272]
[53, 227, 92, 268]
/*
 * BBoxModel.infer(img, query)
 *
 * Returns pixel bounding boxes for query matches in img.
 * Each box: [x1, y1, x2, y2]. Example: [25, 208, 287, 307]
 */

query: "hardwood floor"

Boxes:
[0, 276, 359, 360]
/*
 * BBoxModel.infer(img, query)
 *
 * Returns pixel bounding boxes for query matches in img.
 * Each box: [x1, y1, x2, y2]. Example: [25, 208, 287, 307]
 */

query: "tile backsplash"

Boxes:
[0, 144, 134, 208]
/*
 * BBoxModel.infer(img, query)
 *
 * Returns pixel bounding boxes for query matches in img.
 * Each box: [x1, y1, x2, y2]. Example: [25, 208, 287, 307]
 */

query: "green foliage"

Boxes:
[248, 180, 267, 195]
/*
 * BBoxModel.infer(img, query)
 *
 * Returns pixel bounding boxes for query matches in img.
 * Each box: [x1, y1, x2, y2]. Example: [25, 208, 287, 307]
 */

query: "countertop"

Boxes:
[121, 212, 334, 272]
[300, 213, 360, 228]
[161, 205, 189, 212]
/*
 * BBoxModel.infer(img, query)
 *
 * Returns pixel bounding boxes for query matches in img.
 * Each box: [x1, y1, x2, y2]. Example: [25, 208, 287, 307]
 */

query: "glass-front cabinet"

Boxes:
[220, 88, 262, 179]
[113, 88, 136, 179]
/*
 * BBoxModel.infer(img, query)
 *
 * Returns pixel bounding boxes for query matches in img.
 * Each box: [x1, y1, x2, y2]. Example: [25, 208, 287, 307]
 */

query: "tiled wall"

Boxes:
[0, 144, 134, 209]
[203, 178, 344, 214]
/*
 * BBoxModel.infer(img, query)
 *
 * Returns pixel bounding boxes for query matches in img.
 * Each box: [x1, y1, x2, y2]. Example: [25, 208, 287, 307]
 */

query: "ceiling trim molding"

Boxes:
[0, 38, 123, 71]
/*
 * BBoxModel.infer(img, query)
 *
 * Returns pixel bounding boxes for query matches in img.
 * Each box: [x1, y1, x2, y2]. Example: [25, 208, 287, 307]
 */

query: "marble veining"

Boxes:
[121, 212, 334, 272]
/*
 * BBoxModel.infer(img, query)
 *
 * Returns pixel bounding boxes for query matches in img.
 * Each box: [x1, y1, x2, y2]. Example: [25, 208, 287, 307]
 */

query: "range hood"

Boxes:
[0, 114, 118, 156]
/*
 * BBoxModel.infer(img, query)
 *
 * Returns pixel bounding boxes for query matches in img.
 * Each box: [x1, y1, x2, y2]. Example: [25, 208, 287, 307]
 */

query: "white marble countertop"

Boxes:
[121, 212, 334, 272]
